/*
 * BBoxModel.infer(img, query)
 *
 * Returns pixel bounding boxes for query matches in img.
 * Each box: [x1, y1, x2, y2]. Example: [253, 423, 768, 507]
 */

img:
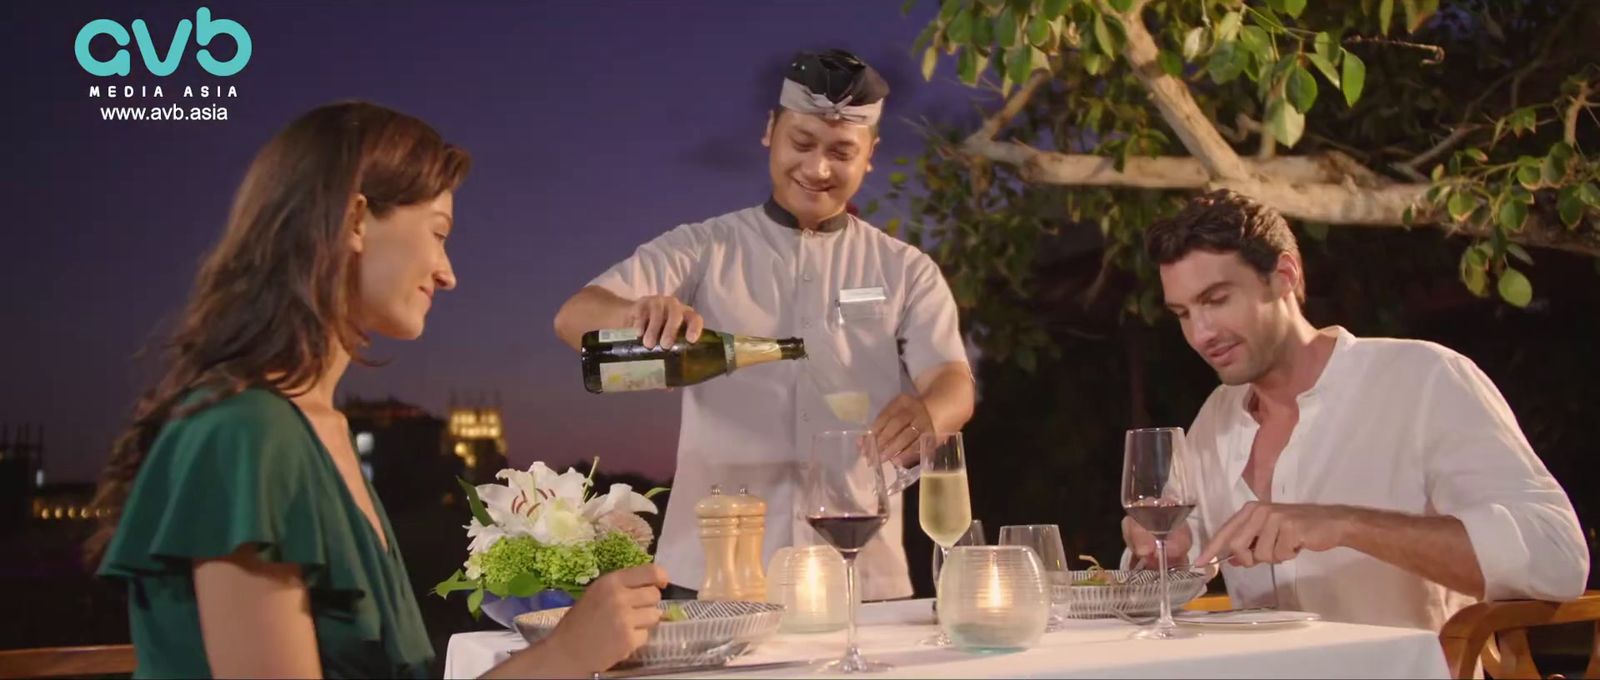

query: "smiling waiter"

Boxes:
[553, 49, 975, 601]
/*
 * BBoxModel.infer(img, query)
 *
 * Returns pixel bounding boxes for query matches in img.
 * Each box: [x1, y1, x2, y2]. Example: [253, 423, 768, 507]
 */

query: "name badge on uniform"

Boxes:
[836, 286, 889, 325]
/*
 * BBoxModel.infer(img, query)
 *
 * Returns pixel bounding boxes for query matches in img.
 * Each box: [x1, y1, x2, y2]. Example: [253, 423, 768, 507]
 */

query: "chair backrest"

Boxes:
[0, 644, 136, 679]
[1438, 591, 1600, 679]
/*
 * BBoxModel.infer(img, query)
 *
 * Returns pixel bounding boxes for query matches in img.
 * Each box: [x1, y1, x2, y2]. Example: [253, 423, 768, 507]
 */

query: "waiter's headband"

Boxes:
[777, 49, 889, 128]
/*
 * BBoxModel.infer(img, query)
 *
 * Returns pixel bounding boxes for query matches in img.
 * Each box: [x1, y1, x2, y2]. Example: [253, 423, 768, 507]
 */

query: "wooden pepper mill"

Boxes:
[695, 485, 741, 601]
[732, 486, 767, 599]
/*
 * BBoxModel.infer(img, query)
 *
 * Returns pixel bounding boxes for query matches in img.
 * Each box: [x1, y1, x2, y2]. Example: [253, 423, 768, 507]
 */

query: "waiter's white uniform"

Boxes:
[588, 200, 971, 600]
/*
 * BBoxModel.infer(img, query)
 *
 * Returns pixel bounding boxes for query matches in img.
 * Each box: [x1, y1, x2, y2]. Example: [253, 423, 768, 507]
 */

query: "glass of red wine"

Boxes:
[805, 430, 892, 672]
[1121, 427, 1198, 640]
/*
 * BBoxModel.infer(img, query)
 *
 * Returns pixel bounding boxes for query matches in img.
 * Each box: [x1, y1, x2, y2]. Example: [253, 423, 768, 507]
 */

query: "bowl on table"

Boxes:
[513, 600, 784, 669]
[1056, 568, 1209, 619]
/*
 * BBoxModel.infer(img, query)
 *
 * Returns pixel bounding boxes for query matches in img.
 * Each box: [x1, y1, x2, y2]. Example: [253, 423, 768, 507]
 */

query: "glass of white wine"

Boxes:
[917, 432, 973, 647]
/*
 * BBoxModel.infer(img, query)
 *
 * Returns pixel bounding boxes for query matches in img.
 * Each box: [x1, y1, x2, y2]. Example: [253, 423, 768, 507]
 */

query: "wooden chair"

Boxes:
[0, 644, 135, 679]
[1439, 591, 1600, 679]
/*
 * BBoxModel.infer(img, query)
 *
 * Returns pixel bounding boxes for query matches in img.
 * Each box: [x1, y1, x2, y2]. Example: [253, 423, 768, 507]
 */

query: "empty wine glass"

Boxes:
[1121, 427, 1199, 640]
[998, 524, 1069, 631]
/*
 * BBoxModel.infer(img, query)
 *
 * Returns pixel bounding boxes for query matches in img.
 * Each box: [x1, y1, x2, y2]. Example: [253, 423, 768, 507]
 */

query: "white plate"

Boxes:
[1173, 608, 1321, 628]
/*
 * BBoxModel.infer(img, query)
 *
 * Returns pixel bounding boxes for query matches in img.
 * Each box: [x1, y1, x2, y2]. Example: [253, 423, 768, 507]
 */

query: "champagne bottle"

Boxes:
[581, 328, 806, 394]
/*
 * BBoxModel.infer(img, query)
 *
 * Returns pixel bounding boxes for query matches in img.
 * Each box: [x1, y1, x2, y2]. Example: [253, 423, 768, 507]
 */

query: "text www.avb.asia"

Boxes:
[99, 104, 229, 121]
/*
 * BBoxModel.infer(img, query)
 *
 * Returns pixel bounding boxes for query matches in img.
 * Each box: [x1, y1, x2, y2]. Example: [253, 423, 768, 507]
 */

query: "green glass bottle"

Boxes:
[581, 328, 807, 394]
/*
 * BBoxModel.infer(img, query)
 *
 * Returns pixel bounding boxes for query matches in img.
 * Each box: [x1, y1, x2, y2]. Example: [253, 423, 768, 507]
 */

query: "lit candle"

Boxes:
[984, 557, 1010, 611]
[777, 546, 846, 633]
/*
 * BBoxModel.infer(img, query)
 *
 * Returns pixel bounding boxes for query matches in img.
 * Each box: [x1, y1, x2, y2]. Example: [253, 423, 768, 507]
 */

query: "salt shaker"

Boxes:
[695, 485, 741, 601]
[732, 486, 767, 599]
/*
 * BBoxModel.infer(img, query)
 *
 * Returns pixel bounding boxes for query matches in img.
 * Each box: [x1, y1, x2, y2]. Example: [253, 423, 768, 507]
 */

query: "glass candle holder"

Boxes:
[765, 545, 848, 633]
[936, 546, 1049, 651]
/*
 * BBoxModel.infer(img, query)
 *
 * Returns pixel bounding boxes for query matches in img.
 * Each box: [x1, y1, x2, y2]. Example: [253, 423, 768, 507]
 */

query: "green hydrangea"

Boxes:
[480, 537, 600, 590]
[594, 531, 652, 573]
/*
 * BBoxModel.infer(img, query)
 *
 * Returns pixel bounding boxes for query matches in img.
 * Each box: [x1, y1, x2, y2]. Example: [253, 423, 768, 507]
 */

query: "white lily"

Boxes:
[582, 483, 658, 520]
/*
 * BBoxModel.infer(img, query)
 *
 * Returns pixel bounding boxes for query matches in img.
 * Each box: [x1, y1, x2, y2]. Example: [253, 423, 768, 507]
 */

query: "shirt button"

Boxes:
[803, 273, 814, 282]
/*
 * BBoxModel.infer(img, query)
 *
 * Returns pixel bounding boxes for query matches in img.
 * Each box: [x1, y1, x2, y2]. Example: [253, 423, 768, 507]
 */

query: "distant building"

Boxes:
[1, 423, 60, 534]
[448, 396, 509, 484]
[341, 396, 461, 513]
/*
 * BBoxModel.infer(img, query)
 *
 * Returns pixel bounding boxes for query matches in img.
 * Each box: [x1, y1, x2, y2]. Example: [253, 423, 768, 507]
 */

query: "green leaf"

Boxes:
[1401, 205, 1416, 226]
[1460, 248, 1489, 297]
[433, 569, 479, 598]
[886, 217, 903, 236]
[1216, 11, 1242, 43]
[1303, 221, 1329, 241]
[1306, 53, 1340, 88]
[903, 0, 919, 15]
[1497, 267, 1532, 308]
[1266, 95, 1306, 147]
[913, 22, 939, 54]
[466, 587, 485, 619]
[997, 7, 1018, 49]
[1239, 26, 1271, 61]
[1542, 151, 1568, 185]
[921, 46, 939, 81]
[1431, 163, 1445, 182]
[1158, 50, 1183, 76]
[948, 9, 973, 44]
[1576, 183, 1600, 209]
[1447, 193, 1475, 222]
[458, 477, 494, 528]
[940, 0, 962, 22]
[1281, 0, 1307, 18]
[1507, 107, 1537, 136]
[1016, 345, 1038, 374]
[644, 486, 670, 499]
[1402, 0, 1438, 32]
[1028, 14, 1052, 47]
[1082, 50, 1108, 75]
[1558, 186, 1585, 227]
[1287, 64, 1318, 113]
[1043, 0, 1070, 20]
[1109, 0, 1133, 11]
[506, 572, 546, 598]
[1340, 49, 1366, 106]
[1517, 163, 1541, 191]
[1463, 148, 1488, 163]
[1007, 45, 1032, 86]
[1093, 15, 1116, 57]
[1313, 31, 1338, 63]
[1378, 0, 1394, 36]
[1207, 42, 1247, 84]
[1498, 200, 1528, 232]
[1182, 27, 1206, 60]
[957, 48, 982, 85]
[1506, 243, 1534, 266]
[890, 171, 909, 186]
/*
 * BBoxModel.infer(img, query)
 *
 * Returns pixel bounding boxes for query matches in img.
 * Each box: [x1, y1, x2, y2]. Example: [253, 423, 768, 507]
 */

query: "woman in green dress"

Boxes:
[85, 101, 669, 678]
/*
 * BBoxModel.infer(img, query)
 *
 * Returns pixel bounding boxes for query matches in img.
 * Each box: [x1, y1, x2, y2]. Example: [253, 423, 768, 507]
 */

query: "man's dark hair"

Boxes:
[1144, 189, 1304, 303]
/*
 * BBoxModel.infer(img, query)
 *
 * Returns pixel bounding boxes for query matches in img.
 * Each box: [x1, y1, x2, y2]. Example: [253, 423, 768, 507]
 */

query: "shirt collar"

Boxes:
[762, 196, 851, 234]
[1234, 325, 1357, 420]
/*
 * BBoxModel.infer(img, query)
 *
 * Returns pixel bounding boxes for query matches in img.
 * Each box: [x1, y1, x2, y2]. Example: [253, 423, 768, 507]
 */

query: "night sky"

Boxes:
[0, 1, 993, 483]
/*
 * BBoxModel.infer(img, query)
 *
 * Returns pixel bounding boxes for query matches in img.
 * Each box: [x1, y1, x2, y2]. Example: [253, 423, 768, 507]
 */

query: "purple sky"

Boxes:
[0, 1, 993, 483]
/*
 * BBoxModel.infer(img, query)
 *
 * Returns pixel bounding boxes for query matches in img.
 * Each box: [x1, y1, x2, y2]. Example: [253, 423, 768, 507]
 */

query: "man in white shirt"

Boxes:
[1123, 189, 1589, 630]
[553, 49, 975, 601]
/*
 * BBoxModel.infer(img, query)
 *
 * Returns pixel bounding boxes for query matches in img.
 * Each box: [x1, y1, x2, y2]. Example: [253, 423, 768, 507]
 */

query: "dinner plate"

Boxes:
[1173, 608, 1322, 628]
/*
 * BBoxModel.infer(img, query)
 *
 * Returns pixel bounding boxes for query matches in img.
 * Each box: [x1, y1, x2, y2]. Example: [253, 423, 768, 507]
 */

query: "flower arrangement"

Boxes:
[433, 459, 666, 619]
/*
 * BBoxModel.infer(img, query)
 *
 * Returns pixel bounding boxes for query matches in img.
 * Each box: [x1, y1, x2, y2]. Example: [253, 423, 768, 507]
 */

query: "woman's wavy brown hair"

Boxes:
[84, 101, 471, 567]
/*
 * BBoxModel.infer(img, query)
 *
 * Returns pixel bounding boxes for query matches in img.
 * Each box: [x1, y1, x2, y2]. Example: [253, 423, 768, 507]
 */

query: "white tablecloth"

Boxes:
[444, 599, 1450, 679]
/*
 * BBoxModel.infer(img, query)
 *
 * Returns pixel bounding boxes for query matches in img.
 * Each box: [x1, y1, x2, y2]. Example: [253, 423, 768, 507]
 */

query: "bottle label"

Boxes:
[599, 360, 666, 391]
[598, 328, 640, 343]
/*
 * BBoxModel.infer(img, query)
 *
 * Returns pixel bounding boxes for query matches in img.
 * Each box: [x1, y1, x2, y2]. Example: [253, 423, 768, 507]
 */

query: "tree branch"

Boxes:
[1118, 0, 1249, 181]
[1565, 79, 1593, 146]
[1396, 125, 1481, 178]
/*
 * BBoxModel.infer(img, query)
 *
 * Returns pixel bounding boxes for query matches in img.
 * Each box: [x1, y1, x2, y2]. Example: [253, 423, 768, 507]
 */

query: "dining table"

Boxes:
[443, 598, 1451, 678]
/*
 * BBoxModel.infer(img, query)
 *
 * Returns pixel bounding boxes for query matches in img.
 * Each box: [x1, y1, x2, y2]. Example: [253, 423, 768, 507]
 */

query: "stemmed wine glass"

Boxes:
[916, 432, 974, 646]
[806, 430, 893, 672]
[1121, 427, 1199, 640]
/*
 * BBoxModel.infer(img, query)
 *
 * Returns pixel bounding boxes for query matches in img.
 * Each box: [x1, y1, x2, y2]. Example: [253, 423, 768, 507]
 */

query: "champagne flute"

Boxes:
[1121, 427, 1199, 640]
[917, 433, 974, 646]
[998, 524, 1069, 631]
[805, 430, 893, 673]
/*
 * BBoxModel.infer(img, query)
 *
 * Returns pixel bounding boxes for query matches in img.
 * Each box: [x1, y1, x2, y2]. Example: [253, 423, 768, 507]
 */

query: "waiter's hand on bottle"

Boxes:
[628, 295, 704, 349]
[871, 393, 936, 467]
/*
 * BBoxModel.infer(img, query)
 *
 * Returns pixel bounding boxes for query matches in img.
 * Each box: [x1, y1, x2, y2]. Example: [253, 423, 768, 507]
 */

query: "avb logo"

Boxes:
[75, 7, 251, 77]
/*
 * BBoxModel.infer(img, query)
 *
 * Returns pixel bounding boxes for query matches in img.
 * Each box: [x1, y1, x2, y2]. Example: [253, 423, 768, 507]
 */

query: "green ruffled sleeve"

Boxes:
[99, 389, 331, 582]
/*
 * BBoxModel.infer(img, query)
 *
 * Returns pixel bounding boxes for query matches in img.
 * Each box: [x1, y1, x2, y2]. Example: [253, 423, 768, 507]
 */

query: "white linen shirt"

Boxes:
[1180, 327, 1588, 630]
[587, 202, 971, 601]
